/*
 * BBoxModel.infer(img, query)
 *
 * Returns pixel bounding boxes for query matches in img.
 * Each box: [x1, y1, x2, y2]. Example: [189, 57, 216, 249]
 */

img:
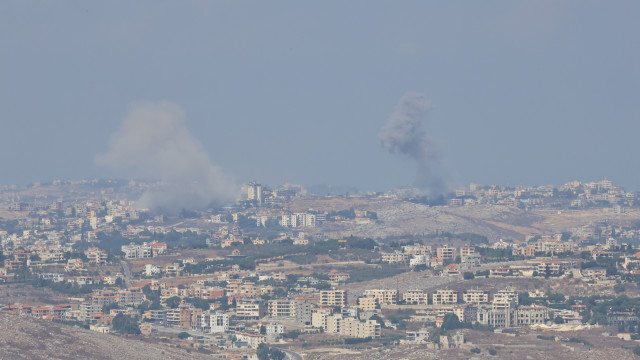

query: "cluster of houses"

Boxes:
[445, 179, 637, 208]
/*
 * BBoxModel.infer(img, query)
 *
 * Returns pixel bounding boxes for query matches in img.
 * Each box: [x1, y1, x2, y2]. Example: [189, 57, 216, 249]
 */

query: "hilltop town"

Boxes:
[2, 179, 640, 359]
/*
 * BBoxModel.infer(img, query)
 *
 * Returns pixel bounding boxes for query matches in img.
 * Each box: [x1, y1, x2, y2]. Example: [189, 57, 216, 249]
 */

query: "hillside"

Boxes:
[0, 313, 208, 360]
[292, 197, 640, 241]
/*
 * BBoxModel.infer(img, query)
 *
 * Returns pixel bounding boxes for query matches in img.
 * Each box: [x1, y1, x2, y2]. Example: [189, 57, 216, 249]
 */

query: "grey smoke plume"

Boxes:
[379, 92, 448, 194]
[96, 101, 238, 213]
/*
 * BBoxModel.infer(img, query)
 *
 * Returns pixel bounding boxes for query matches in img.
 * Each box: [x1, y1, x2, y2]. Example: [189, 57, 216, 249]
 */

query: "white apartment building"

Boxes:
[196, 311, 229, 333]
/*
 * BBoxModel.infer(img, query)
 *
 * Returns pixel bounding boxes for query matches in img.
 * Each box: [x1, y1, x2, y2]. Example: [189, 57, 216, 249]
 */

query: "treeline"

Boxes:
[32, 278, 102, 295]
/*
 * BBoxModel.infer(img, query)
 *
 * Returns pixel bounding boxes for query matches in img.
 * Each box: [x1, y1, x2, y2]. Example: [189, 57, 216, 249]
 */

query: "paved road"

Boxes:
[120, 259, 132, 288]
[276, 347, 303, 360]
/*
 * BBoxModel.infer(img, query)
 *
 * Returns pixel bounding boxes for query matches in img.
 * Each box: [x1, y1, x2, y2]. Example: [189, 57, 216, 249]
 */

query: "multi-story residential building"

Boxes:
[226, 281, 256, 298]
[381, 251, 409, 264]
[432, 289, 459, 305]
[64, 258, 85, 272]
[403, 328, 431, 344]
[535, 240, 575, 254]
[311, 308, 332, 329]
[267, 299, 311, 325]
[236, 298, 266, 320]
[142, 309, 167, 324]
[325, 314, 343, 333]
[39, 273, 64, 283]
[476, 305, 548, 328]
[166, 304, 202, 329]
[321, 313, 381, 339]
[320, 290, 347, 308]
[403, 289, 427, 305]
[460, 245, 475, 257]
[582, 267, 607, 280]
[148, 242, 168, 256]
[437, 245, 456, 260]
[490, 265, 512, 276]
[236, 332, 266, 349]
[266, 322, 285, 336]
[403, 244, 431, 257]
[327, 270, 350, 283]
[339, 317, 381, 339]
[493, 289, 519, 308]
[536, 261, 564, 275]
[463, 289, 490, 304]
[357, 296, 378, 311]
[268, 299, 297, 318]
[78, 302, 102, 322]
[461, 253, 481, 268]
[144, 264, 161, 276]
[453, 304, 478, 323]
[363, 289, 398, 306]
[84, 247, 108, 265]
[280, 213, 316, 228]
[91, 290, 118, 307]
[117, 288, 145, 307]
[410, 255, 429, 268]
[195, 311, 229, 333]
[121, 243, 152, 259]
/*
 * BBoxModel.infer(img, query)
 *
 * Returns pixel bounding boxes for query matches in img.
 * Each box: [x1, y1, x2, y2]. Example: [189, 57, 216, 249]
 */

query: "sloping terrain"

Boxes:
[317, 328, 638, 360]
[293, 197, 640, 241]
[0, 313, 207, 360]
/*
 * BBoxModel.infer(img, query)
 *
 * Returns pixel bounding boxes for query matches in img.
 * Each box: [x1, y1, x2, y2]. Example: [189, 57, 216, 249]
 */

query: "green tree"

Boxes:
[441, 313, 462, 331]
[178, 332, 190, 339]
[369, 314, 385, 327]
[256, 344, 285, 360]
[519, 292, 533, 306]
[112, 314, 140, 334]
[165, 296, 182, 309]
[413, 264, 427, 272]
[102, 302, 119, 314]
[463, 272, 475, 280]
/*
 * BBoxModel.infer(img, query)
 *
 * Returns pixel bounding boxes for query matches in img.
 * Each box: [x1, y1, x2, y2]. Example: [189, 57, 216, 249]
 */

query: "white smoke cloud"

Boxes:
[379, 92, 449, 195]
[96, 101, 238, 213]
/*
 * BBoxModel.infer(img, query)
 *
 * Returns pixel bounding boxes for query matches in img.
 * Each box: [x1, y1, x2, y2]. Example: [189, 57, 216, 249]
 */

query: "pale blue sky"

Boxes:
[1, 1, 638, 191]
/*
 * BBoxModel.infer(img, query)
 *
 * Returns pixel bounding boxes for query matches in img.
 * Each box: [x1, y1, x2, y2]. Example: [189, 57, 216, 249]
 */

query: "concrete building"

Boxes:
[236, 298, 266, 320]
[432, 289, 459, 305]
[320, 290, 347, 308]
[463, 289, 490, 304]
[403, 289, 428, 305]
[437, 246, 456, 260]
[121, 243, 152, 259]
[267, 299, 311, 326]
[339, 317, 381, 339]
[196, 311, 229, 333]
[363, 289, 398, 306]
[357, 296, 378, 311]
[476, 305, 548, 328]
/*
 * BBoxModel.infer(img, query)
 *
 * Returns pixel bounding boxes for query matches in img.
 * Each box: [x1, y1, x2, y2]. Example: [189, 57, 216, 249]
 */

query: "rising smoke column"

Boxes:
[379, 92, 448, 195]
[96, 101, 238, 213]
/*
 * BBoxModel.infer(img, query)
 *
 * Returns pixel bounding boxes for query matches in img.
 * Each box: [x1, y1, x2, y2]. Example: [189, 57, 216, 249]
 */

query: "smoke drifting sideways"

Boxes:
[379, 92, 450, 196]
[95, 101, 239, 214]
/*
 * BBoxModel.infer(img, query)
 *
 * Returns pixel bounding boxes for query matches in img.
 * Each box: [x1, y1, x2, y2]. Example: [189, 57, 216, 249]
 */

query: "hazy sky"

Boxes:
[1, 1, 638, 192]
